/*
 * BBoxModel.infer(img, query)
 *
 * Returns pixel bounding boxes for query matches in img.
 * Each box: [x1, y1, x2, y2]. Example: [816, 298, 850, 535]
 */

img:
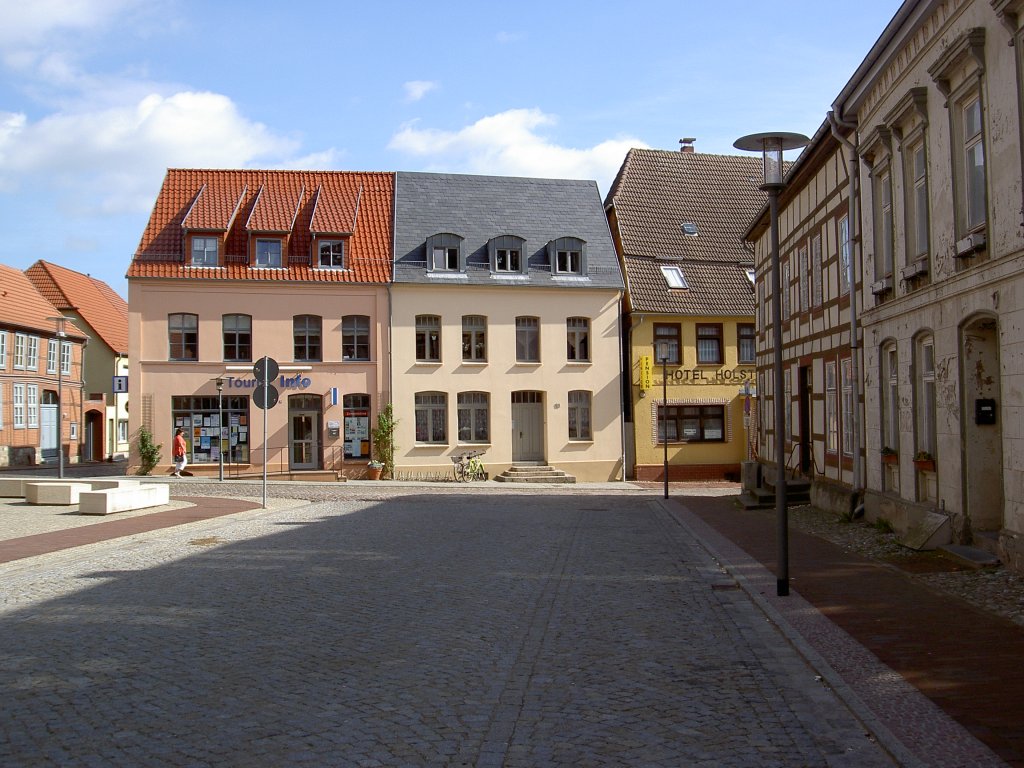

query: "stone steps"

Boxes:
[493, 465, 576, 484]
[738, 477, 812, 510]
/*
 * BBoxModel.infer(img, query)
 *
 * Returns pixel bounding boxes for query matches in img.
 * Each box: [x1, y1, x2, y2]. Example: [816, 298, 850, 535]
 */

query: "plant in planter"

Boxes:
[369, 403, 398, 479]
[135, 426, 162, 476]
[366, 460, 384, 480]
[912, 450, 936, 472]
[881, 446, 899, 464]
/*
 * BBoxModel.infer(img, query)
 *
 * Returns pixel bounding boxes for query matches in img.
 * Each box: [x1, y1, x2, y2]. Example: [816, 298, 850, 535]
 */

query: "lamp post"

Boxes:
[216, 378, 224, 481]
[661, 355, 669, 499]
[734, 131, 809, 597]
[47, 317, 67, 479]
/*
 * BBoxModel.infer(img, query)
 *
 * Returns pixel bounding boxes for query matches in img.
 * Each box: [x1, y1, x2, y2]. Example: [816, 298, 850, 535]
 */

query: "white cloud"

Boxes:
[403, 80, 438, 103]
[389, 108, 646, 192]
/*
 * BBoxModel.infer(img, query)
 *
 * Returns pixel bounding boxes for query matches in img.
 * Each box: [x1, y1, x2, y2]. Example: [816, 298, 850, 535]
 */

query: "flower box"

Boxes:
[913, 458, 935, 472]
[882, 453, 899, 465]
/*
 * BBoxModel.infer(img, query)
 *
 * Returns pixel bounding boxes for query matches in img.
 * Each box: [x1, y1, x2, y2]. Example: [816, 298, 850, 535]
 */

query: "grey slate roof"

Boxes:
[393, 172, 624, 290]
[605, 148, 766, 316]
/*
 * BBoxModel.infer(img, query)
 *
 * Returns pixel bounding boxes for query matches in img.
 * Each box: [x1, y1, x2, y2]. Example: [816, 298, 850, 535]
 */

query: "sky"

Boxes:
[0, 0, 903, 299]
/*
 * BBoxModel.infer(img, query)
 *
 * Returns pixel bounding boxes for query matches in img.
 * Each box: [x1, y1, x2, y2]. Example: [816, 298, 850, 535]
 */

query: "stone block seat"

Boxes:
[24, 482, 93, 505]
[79, 484, 170, 516]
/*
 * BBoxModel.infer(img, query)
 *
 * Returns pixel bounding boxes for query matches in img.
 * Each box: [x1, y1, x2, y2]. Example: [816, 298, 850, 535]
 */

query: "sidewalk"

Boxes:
[672, 494, 1024, 767]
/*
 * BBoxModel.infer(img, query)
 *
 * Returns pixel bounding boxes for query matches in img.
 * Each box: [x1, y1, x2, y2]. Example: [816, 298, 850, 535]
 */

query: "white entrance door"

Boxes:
[40, 405, 58, 461]
[289, 411, 319, 470]
[512, 392, 544, 462]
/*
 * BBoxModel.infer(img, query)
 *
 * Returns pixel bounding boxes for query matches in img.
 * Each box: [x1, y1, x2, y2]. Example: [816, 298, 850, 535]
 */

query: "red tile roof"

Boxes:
[0, 264, 87, 339]
[25, 261, 128, 353]
[129, 169, 393, 283]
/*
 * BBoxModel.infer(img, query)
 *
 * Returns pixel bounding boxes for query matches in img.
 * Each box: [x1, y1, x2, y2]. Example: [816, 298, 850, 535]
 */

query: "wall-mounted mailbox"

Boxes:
[326, 420, 341, 438]
[975, 398, 997, 425]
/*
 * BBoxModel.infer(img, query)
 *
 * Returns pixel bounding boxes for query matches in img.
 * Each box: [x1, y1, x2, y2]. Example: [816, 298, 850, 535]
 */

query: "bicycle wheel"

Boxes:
[469, 461, 485, 482]
[454, 462, 467, 482]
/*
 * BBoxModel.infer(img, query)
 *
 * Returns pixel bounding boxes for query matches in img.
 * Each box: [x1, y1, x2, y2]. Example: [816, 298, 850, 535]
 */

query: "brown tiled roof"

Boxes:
[606, 149, 765, 316]
[0, 264, 87, 338]
[25, 261, 128, 353]
[129, 169, 393, 283]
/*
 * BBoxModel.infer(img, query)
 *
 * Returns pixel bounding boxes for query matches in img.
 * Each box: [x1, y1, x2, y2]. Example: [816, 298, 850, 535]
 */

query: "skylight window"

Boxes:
[681, 222, 699, 236]
[661, 265, 688, 289]
[745, 268, 755, 285]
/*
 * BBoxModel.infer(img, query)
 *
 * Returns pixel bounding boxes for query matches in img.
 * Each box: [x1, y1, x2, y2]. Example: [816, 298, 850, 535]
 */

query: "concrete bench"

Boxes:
[1, 477, 142, 498]
[79, 484, 170, 516]
[24, 482, 93, 505]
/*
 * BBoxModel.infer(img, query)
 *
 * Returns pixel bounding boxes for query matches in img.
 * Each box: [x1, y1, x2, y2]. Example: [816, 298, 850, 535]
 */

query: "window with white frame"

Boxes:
[782, 260, 791, 319]
[293, 315, 322, 362]
[907, 140, 930, 260]
[811, 234, 823, 307]
[462, 315, 487, 361]
[28, 336, 39, 370]
[457, 392, 489, 442]
[653, 323, 681, 365]
[696, 324, 723, 365]
[915, 335, 937, 458]
[556, 249, 582, 274]
[168, 313, 198, 361]
[254, 239, 282, 268]
[567, 390, 592, 440]
[415, 392, 447, 443]
[962, 95, 987, 232]
[70, 421, 78, 440]
[61, 341, 71, 375]
[566, 317, 590, 362]
[798, 245, 809, 313]
[13, 383, 25, 428]
[839, 215, 851, 295]
[549, 237, 586, 276]
[118, 419, 129, 443]
[841, 357, 854, 456]
[515, 317, 540, 362]
[738, 324, 756, 365]
[415, 315, 441, 362]
[47, 339, 58, 374]
[223, 314, 252, 362]
[13, 333, 26, 370]
[874, 168, 894, 278]
[27, 384, 38, 428]
[342, 315, 370, 361]
[318, 240, 344, 269]
[825, 360, 838, 453]
[192, 236, 219, 267]
[661, 265, 688, 289]
[658, 404, 725, 443]
[882, 343, 899, 453]
[0, 330, 6, 368]
[427, 233, 463, 272]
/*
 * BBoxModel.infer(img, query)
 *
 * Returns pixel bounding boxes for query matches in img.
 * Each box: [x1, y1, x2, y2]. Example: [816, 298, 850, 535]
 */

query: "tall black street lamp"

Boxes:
[47, 316, 67, 479]
[734, 131, 808, 597]
[216, 378, 224, 481]
[661, 355, 669, 499]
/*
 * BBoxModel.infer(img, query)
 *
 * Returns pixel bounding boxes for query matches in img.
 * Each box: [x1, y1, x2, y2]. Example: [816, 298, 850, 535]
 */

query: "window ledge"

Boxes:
[414, 361, 443, 367]
[491, 273, 529, 281]
[427, 272, 468, 280]
[460, 360, 488, 366]
[514, 361, 542, 367]
[568, 439, 594, 444]
[552, 275, 590, 282]
[456, 442, 491, 448]
[566, 360, 592, 366]
[187, 265, 224, 269]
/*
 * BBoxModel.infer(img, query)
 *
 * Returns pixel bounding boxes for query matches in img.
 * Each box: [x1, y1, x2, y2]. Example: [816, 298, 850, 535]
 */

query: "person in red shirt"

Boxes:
[172, 428, 188, 477]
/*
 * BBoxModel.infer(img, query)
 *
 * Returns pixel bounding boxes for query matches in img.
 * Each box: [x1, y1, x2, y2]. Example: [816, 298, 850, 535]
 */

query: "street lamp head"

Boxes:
[215, 377, 224, 393]
[734, 132, 809, 188]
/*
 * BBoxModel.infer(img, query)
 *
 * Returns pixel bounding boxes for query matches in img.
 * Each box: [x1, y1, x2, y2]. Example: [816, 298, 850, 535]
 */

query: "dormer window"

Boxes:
[548, 237, 587, 276]
[191, 236, 219, 267]
[318, 240, 345, 269]
[254, 238, 282, 268]
[661, 265, 688, 289]
[426, 233, 464, 272]
[489, 235, 527, 275]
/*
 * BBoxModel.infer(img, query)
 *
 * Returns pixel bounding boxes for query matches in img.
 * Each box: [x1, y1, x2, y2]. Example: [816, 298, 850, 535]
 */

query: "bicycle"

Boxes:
[452, 450, 488, 482]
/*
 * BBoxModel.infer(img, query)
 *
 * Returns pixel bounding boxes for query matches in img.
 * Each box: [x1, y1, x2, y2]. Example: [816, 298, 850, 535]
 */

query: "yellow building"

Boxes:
[606, 147, 765, 481]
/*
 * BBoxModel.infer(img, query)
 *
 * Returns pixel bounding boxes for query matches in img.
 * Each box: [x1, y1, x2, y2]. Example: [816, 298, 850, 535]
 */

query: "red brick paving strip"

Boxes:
[0, 497, 260, 564]
[684, 494, 1024, 767]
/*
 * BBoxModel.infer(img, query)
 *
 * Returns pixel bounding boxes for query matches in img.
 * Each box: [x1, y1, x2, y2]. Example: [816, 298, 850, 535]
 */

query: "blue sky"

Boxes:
[0, 0, 902, 298]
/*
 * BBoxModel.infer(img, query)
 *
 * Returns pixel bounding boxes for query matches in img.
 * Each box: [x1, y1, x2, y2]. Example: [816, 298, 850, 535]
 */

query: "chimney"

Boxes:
[679, 137, 696, 153]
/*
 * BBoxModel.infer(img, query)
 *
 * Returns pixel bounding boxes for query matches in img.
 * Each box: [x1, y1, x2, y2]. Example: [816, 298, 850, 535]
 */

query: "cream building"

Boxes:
[391, 172, 625, 482]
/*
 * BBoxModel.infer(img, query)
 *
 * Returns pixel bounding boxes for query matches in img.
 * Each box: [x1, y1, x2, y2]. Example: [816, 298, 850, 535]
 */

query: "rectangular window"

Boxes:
[118, 419, 129, 443]
[223, 314, 252, 362]
[27, 384, 38, 428]
[432, 246, 459, 271]
[653, 323, 681, 365]
[696, 324, 723, 365]
[798, 245, 809, 313]
[917, 337, 937, 457]
[0, 383, 3, 429]
[495, 249, 520, 272]
[882, 345, 899, 452]
[556, 250, 582, 274]
[908, 142, 929, 258]
[13, 383, 25, 428]
[168, 313, 198, 361]
[318, 240, 344, 269]
[61, 342, 71, 375]
[13, 333, 26, 370]
[26, 336, 38, 371]
[342, 315, 370, 361]
[825, 361, 838, 453]
[0, 331, 6, 369]
[47, 339, 58, 374]
[172, 395, 250, 464]
[416, 315, 441, 362]
[661, 265, 688, 288]
[658, 404, 725, 443]
[963, 97, 986, 230]
[192, 236, 219, 267]
[516, 317, 540, 362]
[782, 261, 791, 319]
[738, 324, 756, 365]
[462, 315, 487, 361]
[876, 169, 894, 276]
[841, 357, 854, 456]
[784, 369, 792, 443]
[566, 317, 590, 362]
[839, 216, 851, 295]
[811, 234, 823, 307]
[415, 392, 447, 443]
[293, 315, 322, 362]
[457, 392, 489, 442]
[568, 390, 592, 440]
[254, 239, 282, 268]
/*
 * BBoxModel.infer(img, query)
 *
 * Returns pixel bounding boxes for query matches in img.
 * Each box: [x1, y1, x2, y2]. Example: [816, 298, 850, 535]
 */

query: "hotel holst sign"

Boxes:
[638, 355, 754, 391]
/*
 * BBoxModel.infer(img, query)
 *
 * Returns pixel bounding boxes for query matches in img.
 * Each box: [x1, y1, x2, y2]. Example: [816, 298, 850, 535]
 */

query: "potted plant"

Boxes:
[366, 460, 384, 480]
[881, 446, 899, 465]
[368, 403, 397, 479]
[913, 450, 936, 472]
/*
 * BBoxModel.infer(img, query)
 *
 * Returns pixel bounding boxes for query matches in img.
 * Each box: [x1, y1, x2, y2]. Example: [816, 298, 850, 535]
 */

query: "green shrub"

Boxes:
[136, 426, 161, 476]
[370, 404, 398, 480]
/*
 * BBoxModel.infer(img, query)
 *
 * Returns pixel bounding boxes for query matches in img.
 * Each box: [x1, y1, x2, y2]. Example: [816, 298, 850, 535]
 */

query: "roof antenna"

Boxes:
[679, 138, 696, 153]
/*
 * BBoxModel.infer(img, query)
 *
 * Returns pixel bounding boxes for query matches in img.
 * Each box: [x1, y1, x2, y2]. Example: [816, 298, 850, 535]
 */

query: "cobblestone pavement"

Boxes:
[0, 488, 898, 767]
